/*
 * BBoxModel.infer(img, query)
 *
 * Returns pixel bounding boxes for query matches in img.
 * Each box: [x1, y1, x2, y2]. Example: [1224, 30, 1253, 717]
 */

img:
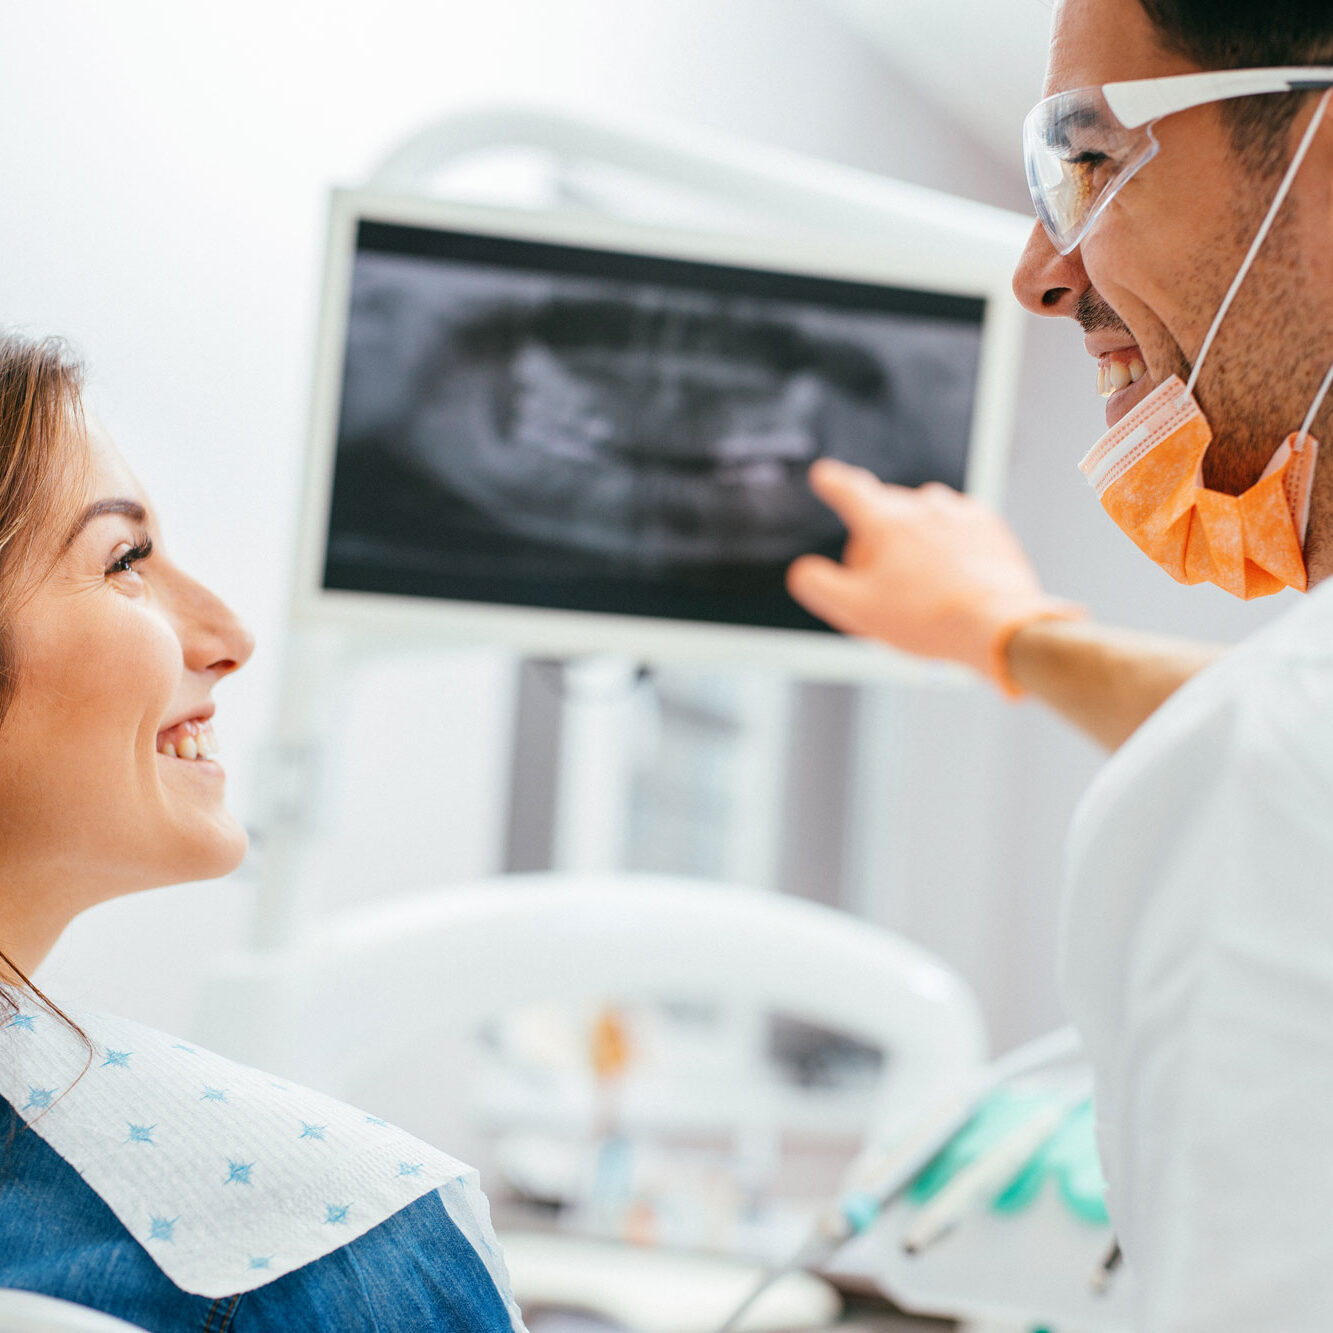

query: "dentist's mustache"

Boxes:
[1077, 290, 1130, 337]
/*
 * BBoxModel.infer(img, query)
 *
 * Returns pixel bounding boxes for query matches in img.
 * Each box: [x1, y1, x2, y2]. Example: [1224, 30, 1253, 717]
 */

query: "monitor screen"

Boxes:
[319, 213, 987, 638]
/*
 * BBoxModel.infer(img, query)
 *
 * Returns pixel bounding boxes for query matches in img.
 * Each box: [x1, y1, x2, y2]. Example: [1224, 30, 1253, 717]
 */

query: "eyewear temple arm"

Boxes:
[1103, 66, 1333, 130]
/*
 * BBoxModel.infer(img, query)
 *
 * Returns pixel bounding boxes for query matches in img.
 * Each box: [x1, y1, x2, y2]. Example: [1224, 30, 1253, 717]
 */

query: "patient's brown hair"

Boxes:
[0, 330, 91, 1029]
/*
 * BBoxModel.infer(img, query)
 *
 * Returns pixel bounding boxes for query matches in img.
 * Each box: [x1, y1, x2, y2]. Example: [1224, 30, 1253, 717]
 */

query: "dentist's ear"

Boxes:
[1320, 106, 1333, 243]
[1293, 89, 1333, 253]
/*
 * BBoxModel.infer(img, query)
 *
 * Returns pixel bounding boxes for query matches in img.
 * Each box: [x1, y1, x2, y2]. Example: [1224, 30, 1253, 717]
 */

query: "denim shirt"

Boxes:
[0, 1094, 517, 1331]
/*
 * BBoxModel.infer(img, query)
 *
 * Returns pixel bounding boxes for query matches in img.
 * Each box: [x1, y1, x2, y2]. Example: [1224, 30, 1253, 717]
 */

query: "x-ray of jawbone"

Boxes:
[408, 294, 903, 568]
[334, 258, 977, 575]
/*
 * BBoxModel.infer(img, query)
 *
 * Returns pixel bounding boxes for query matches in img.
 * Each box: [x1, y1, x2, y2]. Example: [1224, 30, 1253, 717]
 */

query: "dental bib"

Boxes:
[1079, 375, 1318, 600]
[0, 998, 521, 1323]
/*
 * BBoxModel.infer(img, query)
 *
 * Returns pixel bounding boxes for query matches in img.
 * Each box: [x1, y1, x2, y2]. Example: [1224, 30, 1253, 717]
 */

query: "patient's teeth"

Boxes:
[156, 717, 222, 760]
[1109, 361, 1132, 391]
[1097, 365, 1107, 397]
[1129, 358, 1146, 382]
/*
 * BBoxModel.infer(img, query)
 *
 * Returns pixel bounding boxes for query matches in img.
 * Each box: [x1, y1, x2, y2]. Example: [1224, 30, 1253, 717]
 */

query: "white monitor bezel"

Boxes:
[294, 187, 1025, 683]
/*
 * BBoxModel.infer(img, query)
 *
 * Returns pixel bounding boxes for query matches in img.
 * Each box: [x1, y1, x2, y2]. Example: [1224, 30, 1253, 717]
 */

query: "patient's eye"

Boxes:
[108, 535, 153, 578]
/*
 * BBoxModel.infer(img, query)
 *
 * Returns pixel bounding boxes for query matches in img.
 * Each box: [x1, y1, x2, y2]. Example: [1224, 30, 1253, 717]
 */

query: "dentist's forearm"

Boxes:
[1005, 618, 1224, 750]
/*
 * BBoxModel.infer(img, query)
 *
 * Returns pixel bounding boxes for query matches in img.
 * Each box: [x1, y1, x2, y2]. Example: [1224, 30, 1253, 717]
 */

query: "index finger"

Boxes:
[807, 458, 913, 531]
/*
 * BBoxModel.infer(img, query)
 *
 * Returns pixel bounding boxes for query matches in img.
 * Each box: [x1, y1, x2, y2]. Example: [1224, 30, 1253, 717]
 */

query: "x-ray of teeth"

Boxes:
[325, 231, 984, 634]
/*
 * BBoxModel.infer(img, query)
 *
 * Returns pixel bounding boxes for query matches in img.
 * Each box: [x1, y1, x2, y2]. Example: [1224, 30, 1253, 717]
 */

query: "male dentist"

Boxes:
[789, 2, 1333, 1327]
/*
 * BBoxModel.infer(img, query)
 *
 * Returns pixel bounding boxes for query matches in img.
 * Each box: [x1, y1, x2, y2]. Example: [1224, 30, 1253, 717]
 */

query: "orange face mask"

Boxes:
[1077, 89, 1333, 601]
[1079, 378, 1319, 599]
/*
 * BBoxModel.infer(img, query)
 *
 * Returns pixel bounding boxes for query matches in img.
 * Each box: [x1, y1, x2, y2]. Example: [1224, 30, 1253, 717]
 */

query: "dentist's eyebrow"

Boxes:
[60, 498, 148, 553]
[1050, 104, 1104, 148]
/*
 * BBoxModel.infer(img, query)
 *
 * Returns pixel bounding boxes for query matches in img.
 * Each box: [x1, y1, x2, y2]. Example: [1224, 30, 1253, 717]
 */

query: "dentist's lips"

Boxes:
[1089, 342, 1152, 427]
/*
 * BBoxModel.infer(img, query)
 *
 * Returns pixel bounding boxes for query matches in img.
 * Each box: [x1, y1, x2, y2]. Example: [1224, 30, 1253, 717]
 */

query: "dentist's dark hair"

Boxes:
[1139, 0, 1333, 172]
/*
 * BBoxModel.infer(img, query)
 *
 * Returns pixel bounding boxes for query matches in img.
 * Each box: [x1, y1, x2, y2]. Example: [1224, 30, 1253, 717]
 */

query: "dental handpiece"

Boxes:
[711, 1025, 1082, 1333]
[899, 1074, 1092, 1256]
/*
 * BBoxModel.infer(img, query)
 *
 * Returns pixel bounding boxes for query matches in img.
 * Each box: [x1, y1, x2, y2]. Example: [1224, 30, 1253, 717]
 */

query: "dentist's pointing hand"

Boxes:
[786, 459, 1085, 696]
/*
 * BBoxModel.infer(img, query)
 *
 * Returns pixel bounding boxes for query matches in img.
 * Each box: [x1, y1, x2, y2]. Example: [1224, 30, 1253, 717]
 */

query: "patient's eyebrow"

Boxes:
[61, 498, 148, 553]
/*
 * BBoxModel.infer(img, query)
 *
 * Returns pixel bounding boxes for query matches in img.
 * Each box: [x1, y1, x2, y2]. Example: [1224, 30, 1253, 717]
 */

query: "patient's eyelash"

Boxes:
[108, 535, 153, 575]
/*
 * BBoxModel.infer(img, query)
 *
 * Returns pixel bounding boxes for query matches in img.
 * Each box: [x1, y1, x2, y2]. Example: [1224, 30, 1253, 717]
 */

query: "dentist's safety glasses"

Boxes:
[1024, 66, 1333, 255]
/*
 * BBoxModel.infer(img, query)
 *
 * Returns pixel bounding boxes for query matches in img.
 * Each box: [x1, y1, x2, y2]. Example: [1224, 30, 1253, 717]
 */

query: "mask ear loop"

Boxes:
[1186, 88, 1333, 397]
[1297, 360, 1333, 446]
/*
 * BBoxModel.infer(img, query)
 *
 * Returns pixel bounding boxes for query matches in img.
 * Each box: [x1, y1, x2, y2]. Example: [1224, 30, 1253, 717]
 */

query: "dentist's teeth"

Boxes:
[178, 735, 199, 761]
[1109, 361, 1132, 391]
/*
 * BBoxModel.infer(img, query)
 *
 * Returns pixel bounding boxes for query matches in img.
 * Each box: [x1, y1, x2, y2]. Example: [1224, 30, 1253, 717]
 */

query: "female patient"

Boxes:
[0, 332, 525, 1332]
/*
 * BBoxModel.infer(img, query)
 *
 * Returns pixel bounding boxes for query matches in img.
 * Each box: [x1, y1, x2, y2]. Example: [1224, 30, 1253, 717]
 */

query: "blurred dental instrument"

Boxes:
[1090, 1237, 1122, 1295]
[899, 1074, 1092, 1255]
[714, 1025, 1082, 1333]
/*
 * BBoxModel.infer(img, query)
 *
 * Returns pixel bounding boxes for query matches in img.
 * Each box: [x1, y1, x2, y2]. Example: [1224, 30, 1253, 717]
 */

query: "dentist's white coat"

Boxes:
[1061, 577, 1333, 1331]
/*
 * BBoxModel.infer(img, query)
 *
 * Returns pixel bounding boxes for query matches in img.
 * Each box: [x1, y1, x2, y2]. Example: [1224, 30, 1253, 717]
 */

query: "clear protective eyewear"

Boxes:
[1024, 66, 1333, 254]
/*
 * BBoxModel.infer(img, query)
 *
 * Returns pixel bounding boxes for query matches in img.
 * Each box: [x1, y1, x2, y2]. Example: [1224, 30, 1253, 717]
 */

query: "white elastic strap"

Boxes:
[1187, 88, 1332, 397]
[1298, 359, 1333, 444]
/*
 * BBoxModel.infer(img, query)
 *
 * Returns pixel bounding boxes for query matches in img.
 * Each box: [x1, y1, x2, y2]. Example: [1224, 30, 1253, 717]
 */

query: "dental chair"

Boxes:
[195, 873, 988, 1328]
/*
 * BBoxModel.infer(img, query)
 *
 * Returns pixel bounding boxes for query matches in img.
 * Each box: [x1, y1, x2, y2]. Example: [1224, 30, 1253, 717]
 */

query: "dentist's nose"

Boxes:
[1012, 221, 1090, 318]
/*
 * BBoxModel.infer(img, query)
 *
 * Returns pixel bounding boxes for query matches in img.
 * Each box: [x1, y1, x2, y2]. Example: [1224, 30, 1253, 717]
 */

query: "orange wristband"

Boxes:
[988, 602, 1089, 700]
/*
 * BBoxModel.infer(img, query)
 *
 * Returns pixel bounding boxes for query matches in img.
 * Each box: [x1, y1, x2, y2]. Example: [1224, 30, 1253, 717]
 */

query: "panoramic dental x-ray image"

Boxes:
[326, 225, 984, 632]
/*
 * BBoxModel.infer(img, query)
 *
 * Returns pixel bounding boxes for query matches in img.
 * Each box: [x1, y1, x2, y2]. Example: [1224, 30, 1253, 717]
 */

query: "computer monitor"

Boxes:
[295, 189, 1024, 679]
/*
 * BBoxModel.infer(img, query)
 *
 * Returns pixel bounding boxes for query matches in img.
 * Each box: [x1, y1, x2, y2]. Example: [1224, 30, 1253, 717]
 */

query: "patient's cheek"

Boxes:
[9, 593, 179, 755]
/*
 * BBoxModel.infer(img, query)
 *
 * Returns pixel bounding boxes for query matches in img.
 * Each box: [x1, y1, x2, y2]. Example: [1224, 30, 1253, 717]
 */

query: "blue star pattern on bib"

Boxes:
[224, 1160, 254, 1186]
